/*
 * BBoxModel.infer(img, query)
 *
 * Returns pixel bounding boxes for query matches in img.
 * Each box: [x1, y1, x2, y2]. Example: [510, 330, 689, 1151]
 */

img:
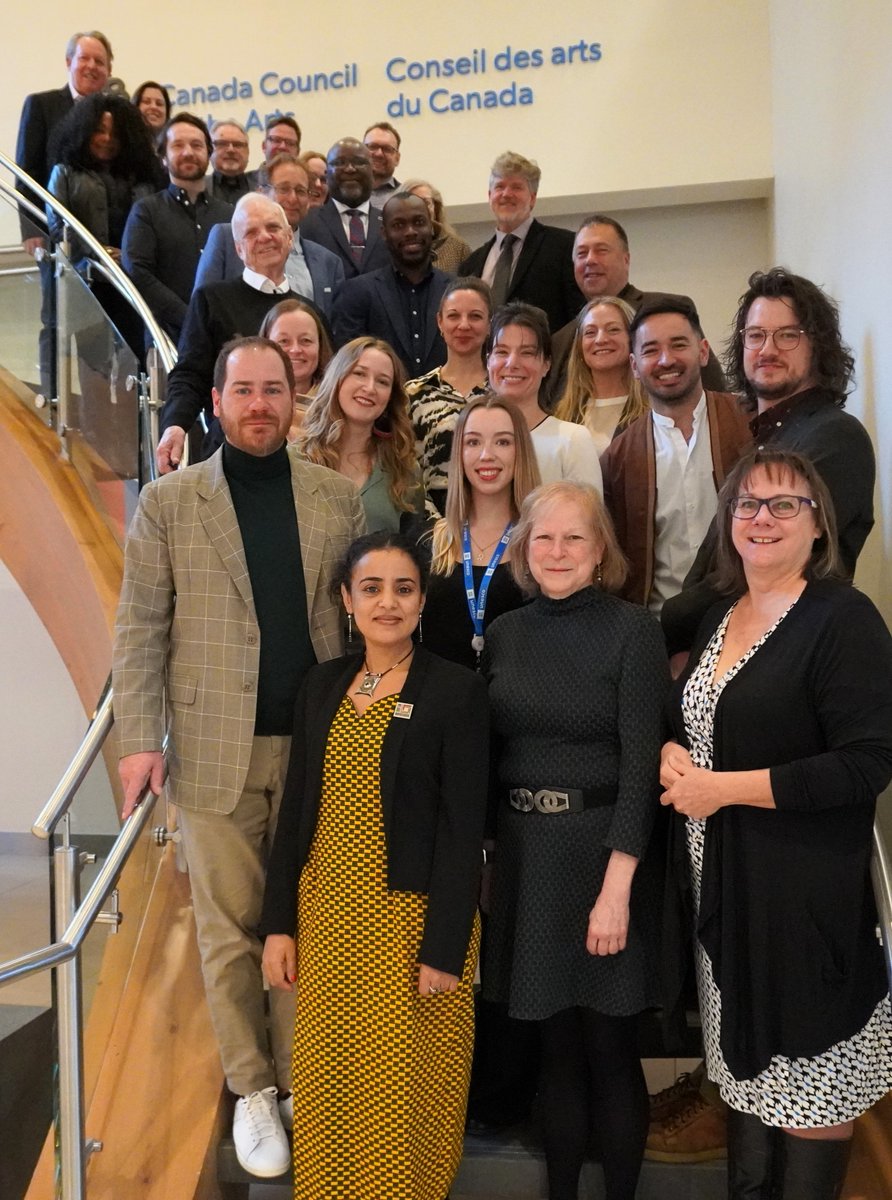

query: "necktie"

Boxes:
[490, 233, 518, 307]
[346, 209, 366, 265]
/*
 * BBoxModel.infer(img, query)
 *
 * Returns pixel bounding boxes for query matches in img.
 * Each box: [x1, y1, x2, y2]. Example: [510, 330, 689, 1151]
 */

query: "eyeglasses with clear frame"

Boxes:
[740, 326, 808, 350]
[730, 495, 820, 519]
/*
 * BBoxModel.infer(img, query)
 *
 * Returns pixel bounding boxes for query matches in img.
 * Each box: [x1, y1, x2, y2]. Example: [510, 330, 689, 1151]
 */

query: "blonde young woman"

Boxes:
[298, 336, 425, 534]
[555, 296, 649, 454]
[259, 298, 333, 439]
[422, 394, 540, 671]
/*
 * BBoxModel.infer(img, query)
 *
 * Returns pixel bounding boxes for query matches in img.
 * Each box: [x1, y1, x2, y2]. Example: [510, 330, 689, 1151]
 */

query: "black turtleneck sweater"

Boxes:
[223, 441, 315, 734]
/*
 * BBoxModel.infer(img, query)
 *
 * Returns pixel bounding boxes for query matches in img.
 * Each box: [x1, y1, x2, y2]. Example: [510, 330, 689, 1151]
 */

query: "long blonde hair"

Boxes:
[555, 296, 648, 431]
[297, 337, 418, 511]
[429, 394, 541, 575]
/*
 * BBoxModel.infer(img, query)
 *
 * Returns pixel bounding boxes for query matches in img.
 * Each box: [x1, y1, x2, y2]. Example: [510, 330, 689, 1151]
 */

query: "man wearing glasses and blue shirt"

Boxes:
[662, 267, 876, 658]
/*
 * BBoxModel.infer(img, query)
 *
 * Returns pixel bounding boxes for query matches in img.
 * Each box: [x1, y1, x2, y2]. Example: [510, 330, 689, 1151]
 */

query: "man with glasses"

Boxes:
[363, 121, 402, 209]
[195, 154, 343, 317]
[208, 120, 252, 206]
[600, 297, 749, 611]
[663, 266, 875, 637]
[246, 116, 302, 188]
[299, 137, 391, 278]
[123, 114, 233, 343]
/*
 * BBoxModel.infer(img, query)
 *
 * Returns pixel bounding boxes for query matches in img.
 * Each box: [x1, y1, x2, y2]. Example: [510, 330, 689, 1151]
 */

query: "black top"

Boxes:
[222, 441, 314, 734]
[260, 646, 490, 975]
[663, 580, 892, 1078]
[422, 561, 526, 671]
[122, 184, 234, 340]
[207, 171, 252, 206]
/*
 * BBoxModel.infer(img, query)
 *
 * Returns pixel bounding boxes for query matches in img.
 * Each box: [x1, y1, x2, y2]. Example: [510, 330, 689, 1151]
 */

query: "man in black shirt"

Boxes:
[206, 119, 252, 205]
[123, 114, 233, 343]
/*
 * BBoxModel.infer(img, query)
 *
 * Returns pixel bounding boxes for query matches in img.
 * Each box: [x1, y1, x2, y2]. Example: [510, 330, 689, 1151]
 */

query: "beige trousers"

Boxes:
[178, 735, 296, 1096]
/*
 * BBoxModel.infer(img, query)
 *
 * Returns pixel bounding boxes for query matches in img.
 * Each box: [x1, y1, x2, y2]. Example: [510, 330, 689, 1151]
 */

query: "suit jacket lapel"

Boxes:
[195, 453, 254, 607]
[289, 453, 325, 617]
[423, 271, 444, 362]
[379, 647, 430, 845]
[508, 219, 543, 296]
[362, 208, 382, 267]
[321, 202, 353, 262]
[374, 271, 411, 361]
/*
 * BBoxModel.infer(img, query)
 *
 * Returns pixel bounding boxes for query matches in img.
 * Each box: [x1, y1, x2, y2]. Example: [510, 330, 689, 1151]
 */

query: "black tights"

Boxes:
[538, 1006, 648, 1200]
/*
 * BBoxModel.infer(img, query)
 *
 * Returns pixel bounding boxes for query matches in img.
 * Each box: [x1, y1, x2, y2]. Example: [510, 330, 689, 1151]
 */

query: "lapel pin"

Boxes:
[393, 702, 414, 719]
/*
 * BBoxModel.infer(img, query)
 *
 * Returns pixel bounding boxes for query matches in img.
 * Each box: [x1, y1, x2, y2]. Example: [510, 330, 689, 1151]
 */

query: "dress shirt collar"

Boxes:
[333, 197, 371, 217]
[495, 215, 534, 248]
[242, 266, 291, 294]
[651, 392, 707, 432]
[749, 386, 821, 441]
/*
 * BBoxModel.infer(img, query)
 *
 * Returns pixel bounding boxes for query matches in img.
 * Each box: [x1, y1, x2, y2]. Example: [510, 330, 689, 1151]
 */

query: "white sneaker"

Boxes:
[278, 1092, 294, 1131]
[233, 1087, 290, 1177]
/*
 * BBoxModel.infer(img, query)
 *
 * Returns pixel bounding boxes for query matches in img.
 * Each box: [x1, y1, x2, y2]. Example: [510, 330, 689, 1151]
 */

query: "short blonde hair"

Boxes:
[510, 481, 628, 596]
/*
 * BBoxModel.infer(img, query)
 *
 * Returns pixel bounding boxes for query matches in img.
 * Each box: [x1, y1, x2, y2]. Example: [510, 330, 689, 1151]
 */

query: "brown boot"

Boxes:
[644, 1090, 728, 1162]
[648, 1063, 706, 1123]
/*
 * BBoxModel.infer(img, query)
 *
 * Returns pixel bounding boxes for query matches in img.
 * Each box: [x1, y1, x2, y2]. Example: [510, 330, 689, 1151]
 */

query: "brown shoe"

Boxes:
[645, 1092, 728, 1163]
[648, 1064, 705, 1122]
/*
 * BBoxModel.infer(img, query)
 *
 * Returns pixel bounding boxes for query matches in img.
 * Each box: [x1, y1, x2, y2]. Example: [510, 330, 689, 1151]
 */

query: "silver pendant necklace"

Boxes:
[355, 647, 414, 697]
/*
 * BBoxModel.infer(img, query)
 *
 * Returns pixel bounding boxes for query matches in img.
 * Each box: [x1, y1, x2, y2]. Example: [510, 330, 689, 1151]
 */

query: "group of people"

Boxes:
[19, 26, 892, 1200]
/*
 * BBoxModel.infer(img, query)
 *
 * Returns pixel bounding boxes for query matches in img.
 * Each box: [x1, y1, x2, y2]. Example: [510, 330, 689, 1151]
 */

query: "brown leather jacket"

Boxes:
[600, 391, 750, 606]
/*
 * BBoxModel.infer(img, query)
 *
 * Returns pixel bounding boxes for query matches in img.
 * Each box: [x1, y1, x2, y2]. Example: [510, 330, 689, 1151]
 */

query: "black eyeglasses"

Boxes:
[740, 326, 807, 350]
[730, 495, 819, 519]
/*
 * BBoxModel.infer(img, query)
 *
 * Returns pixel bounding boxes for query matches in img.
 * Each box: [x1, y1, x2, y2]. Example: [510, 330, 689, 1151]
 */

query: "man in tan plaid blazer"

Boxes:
[113, 336, 365, 1176]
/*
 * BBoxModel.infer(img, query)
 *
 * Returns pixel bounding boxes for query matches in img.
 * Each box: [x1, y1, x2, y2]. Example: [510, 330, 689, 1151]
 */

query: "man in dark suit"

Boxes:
[332, 192, 452, 377]
[194, 154, 344, 318]
[15, 29, 113, 395]
[546, 214, 726, 403]
[299, 138, 391, 279]
[156, 193, 324, 473]
[459, 151, 583, 333]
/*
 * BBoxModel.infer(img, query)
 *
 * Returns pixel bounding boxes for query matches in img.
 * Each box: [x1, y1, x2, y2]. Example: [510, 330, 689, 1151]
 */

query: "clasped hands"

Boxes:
[262, 936, 459, 998]
[660, 741, 723, 819]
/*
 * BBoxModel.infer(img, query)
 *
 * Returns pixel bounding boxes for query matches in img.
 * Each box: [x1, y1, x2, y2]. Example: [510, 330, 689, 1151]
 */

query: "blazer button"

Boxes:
[241, 681, 254, 693]
[246, 634, 257, 645]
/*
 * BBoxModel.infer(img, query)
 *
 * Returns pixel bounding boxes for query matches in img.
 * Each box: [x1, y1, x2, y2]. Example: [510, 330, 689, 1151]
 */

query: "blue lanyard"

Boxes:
[461, 521, 513, 658]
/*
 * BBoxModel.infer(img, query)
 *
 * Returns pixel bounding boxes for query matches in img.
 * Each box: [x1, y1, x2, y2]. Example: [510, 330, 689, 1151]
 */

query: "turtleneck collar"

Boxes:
[533, 585, 605, 613]
[222, 439, 290, 482]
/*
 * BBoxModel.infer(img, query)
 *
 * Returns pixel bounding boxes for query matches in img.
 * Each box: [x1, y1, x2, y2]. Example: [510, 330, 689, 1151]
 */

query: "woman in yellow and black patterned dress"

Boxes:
[261, 530, 489, 1200]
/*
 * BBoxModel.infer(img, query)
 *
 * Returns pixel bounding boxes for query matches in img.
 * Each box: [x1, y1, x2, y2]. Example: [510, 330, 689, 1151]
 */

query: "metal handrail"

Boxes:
[0, 779, 162, 989]
[0, 149, 176, 375]
[872, 820, 892, 989]
[32, 685, 115, 839]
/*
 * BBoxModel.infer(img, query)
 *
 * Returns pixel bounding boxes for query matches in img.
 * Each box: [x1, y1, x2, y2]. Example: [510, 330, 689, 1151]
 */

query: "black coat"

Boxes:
[663, 580, 892, 1080]
[300, 199, 391, 279]
[260, 646, 490, 976]
[15, 85, 74, 237]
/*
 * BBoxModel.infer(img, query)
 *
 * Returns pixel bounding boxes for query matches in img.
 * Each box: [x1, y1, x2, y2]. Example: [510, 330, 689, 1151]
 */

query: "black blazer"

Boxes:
[331, 265, 453, 377]
[15, 85, 74, 236]
[300, 199, 391, 279]
[460, 218, 583, 332]
[261, 646, 490, 976]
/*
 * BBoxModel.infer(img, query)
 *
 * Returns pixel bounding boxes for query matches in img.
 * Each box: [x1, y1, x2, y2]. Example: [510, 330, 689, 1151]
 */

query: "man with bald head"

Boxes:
[546, 214, 725, 403]
[157, 193, 321, 472]
[299, 137, 391, 277]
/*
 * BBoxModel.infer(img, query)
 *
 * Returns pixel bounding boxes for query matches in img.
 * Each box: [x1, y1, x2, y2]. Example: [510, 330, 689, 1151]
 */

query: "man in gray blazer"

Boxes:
[114, 336, 364, 1178]
[194, 153, 344, 316]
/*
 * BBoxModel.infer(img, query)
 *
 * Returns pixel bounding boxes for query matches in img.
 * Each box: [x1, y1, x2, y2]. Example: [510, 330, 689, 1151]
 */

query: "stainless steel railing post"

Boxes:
[54, 236, 72, 460]
[54, 843, 87, 1200]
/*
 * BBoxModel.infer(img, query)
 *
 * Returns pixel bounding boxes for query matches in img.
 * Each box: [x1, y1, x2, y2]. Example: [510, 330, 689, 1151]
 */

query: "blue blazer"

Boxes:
[193, 223, 344, 318]
[332, 265, 453, 377]
[299, 199, 391, 278]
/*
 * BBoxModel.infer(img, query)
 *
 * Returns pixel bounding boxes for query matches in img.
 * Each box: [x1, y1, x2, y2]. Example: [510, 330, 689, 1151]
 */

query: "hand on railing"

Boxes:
[23, 235, 46, 257]
[119, 750, 164, 819]
[156, 425, 186, 474]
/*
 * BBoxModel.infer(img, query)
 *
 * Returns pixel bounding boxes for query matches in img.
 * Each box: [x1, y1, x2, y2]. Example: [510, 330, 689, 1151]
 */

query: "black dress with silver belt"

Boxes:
[481, 586, 668, 1020]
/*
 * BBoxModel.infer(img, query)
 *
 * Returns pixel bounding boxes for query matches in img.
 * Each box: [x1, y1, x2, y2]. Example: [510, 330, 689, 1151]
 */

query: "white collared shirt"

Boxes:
[482, 214, 535, 285]
[285, 232, 314, 300]
[241, 266, 291, 295]
[332, 197, 371, 241]
[649, 393, 717, 613]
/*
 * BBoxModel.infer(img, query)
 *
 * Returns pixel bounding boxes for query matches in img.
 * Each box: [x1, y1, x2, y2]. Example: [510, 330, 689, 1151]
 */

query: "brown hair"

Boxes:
[712, 448, 842, 594]
[258, 298, 332, 390]
[510, 481, 628, 596]
[297, 337, 418, 511]
[429, 394, 541, 575]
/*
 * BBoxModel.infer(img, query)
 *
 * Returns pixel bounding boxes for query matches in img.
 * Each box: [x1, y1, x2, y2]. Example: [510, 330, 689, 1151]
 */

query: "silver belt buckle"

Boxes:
[534, 788, 570, 814]
[509, 788, 534, 812]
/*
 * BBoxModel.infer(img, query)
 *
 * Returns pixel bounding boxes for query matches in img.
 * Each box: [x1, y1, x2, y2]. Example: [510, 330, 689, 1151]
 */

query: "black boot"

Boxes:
[727, 1109, 778, 1198]
[777, 1133, 852, 1200]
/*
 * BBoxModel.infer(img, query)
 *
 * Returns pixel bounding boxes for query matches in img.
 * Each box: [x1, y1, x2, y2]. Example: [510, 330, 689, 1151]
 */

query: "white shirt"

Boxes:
[530, 415, 604, 493]
[482, 215, 534, 285]
[285, 232, 314, 300]
[649, 393, 717, 613]
[332, 197, 371, 241]
[241, 266, 291, 294]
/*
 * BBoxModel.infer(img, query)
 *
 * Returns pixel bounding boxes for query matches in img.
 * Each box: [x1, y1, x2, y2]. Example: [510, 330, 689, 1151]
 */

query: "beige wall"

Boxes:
[769, 2, 892, 618]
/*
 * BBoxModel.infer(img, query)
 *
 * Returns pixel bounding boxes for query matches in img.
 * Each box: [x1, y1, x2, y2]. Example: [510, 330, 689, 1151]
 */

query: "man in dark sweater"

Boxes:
[122, 114, 233, 343]
[114, 336, 364, 1177]
[157, 192, 318, 472]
